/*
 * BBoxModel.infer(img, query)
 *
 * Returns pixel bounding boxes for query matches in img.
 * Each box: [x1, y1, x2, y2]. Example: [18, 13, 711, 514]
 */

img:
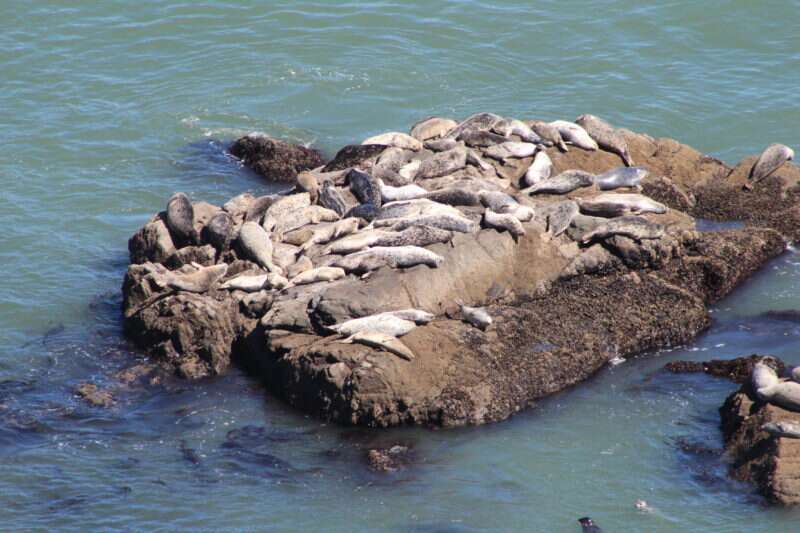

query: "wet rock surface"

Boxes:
[228, 134, 324, 182]
[123, 113, 795, 428]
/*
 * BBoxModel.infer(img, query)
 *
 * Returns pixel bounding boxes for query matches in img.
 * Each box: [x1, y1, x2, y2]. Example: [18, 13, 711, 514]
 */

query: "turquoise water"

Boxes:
[1, 1, 799, 530]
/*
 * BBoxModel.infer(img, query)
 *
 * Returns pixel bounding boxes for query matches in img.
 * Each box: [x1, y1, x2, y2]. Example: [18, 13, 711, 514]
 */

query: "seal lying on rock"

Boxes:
[410, 117, 458, 141]
[331, 314, 418, 337]
[578, 193, 667, 217]
[237, 222, 280, 273]
[319, 181, 348, 217]
[296, 172, 319, 204]
[345, 203, 380, 222]
[202, 211, 234, 253]
[528, 121, 568, 151]
[299, 218, 361, 251]
[479, 190, 517, 211]
[483, 210, 525, 238]
[362, 132, 422, 151]
[596, 167, 648, 191]
[749, 143, 795, 184]
[165, 192, 198, 247]
[289, 266, 346, 287]
[752, 360, 780, 390]
[581, 216, 664, 244]
[423, 188, 481, 206]
[484, 141, 538, 161]
[333, 245, 444, 274]
[377, 198, 464, 220]
[341, 331, 416, 361]
[492, 118, 541, 144]
[549, 120, 598, 151]
[459, 303, 492, 330]
[379, 181, 428, 202]
[376, 213, 477, 234]
[523, 150, 553, 187]
[220, 272, 288, 291]
[457, 128, 508, 148]
[524, 170, 594, 195]
[415, 146, 468, 180]
[762, 421, 800, 439]
[757, 381, 800, 412]
[347, 169, 382, 207]
[167, 263, 228, 293]
[575, 114, 633, 166]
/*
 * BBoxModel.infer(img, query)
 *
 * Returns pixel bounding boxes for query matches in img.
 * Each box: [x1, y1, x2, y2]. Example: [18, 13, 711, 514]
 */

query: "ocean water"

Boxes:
[1, 1, 799, 531]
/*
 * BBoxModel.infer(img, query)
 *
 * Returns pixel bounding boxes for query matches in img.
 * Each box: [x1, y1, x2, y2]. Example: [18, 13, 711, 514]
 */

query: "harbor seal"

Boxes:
[319, 181, 348, 217]
[220, 272, 288, 291]
[166, 263, 228, 293]
[376, 213, 477, 234]
[596, 167, 648, 190]
[202, 211, 234, 252]
[484, 141, 538, 161]
[272, 205, 341, 236]
[375, 225, 453, 248]
[165, 192, 198, 247]
[580, 216, 664, 244]
[757, 381, 800, 412]
[331, 314, 418, 337]
[575, 114, 634, 166]
[522, 150, 553, 187]
[577, 193, 667, 217]
[578, 517, 604, 533]
[497, 202, 534, 222]
[541, 200, 580, 236]
[459, 303, 492, 330]
[296, 171, 319, 204]
[341, 331, 416, 361]
[447, 112, 504, 139]
[410, 117, 458, 141]
[344, 203, 380, 222]
[457, 128, 509, 148]
[347, 168, 382, 207]
[483, 209, 525, 238]
[237, 221, 280, 273]
[492, 118, 541, 144]
[762, 421, 800, 439]
[332, 245, 444, 274]
[524, 170, 594, 195]
[479, 190, 517, 211]
[423, 188, 482, 206]
[549, 120, 598, 151]
[299, 218, 361, 251]
[424, 137, 460, 152]
[377, 198, 465, 220]
[528, 121, 568, 151]
[415, 146, 468, 179]
[466, 148, 494, 171]
[289, 266, 346, 287]
[244, 195, 277, 223]
[323, 229, 392, 255]
[752, 361, 780, 391]
[749, 143, 794, 184]
[379, 180, 428, 202]
[361, 132, 423, 151]
[397, 160, 421, 182]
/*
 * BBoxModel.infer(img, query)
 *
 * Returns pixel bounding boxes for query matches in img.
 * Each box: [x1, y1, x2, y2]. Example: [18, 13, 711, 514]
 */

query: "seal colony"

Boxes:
[123, 111, 798, 427]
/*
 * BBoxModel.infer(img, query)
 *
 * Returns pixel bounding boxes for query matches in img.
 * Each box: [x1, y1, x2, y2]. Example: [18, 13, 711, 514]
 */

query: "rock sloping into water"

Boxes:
[123, 113, 794, 427]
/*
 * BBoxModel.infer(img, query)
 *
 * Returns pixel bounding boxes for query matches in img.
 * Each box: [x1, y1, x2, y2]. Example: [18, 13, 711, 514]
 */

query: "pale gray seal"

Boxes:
[457, 128, 508, 148]
[424, 137, 461, 152]
[524, 170, 594, 195]
[202, 211, 234, 252]
[549, 120, 598, 150]
[331, 313, 418, 337]
[522, 150, 553, 187]
[528, 121, 568, 151]
[483, 209, 525, 238]
[492, 118, 541, 144]
[165, 192, 198, 247]
[332, 245, 444, 274]
[376, 225, 453, 248]
[752, 361, 780, 391]
[541, 200, 580, 236]
[299, 218, 361, 251]
[596, 167, 648, 190]
[575, 114, 634, 166]
[288, 266, 346, 287]
[220, 272, 288, 291]
[166, 263, 228, 293]
[340, 331, 416, 361]
[379, 180, 428, 202]
[750, 143, 795, 183]
[578, 193, 667, 217]
[237, 221, 280, 273]
[485, 141, 538, 161]
[347, 168, 382, 207]
[580, 216, 664, 244]
[762, 421, 800, 439]
[459, 303, 492, 330]
[478, 190, 517, 211]
[415, 146, 468, 179]
[377, 198, 465, 220]
[361, 132, 422, 151]
[410, 117, 458, 141]
[378, 213, 477, 234]
[319, 181, 348, 217]
[757, 381, 800, 412]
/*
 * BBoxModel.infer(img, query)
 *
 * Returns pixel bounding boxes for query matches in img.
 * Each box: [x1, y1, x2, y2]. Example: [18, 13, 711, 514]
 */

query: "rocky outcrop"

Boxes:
[228, 133, 324, 182]
[122, 112, 796, 427]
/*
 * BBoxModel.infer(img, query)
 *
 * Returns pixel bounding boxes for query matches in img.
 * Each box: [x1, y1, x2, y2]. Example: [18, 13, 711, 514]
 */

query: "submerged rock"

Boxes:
[229, 133, 324, 182]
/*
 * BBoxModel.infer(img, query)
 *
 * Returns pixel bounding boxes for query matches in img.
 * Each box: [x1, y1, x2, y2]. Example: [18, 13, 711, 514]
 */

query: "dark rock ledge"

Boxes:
[122, 114, 797, 427]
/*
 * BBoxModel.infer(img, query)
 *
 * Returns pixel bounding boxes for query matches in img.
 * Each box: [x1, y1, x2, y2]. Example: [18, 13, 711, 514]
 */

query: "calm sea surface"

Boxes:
[1, 2, 799, 531]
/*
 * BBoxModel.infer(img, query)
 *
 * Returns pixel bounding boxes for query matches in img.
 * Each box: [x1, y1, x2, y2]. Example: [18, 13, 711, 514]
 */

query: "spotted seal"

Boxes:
[288, 266, 346, 287]
[524, 170, 594, 195]
[319, 181, 348, 217]
[361, 132, 422, 151]
[332, 245, 444, 274]
[528, 120, 568, 151]
[376, 213, 477, 234]
[344, 203, 380, 222]
[299, 218, 361, 251]
[575, 114, 633, 166]
[416, 146, 468, 180]
[749, 143, 795, 184]
[166, 263, 228, 293]
[578, 193, 666, 217]
[237, 221, 280, 273]
[165, 192, 198, 247]
[379, 181, 429, 202]
[220, 272, 288, 291]
[549, 120, 598, 151]
[330, 313, 418, 337]
[296, 171, 319, 204]
[410, 117, 458, 141]
[522, 150, 553, 187]
[341, 331, 416, 361]
[580, 216, 664, 244]
[423, 188, 481, 206]
[596, 167, 648, 190]
[484, 141, 538, 161]
[483, 209, 525, 238]
[757, 381, 800, 412]
[347, 168, 382, 207]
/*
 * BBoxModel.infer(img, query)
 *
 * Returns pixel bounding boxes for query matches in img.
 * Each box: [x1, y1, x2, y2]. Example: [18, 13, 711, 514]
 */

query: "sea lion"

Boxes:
[460, 304, 492, 330]
[347, 168, 382, 207]
[296, 172, 319, 204]
[410, 117, 458, 141]
[457, 128, 508, 148]
[165, 192, 198, 247]
[483, 209, 525, 238]
[528, 121, 568, 151]
[749, 143, 794, 184]
[202, 211, 234, 252]
[166, 263, 228, 293]
[549, 120, 598, 151]
[377, 213, 477, 234]
[331, 314, 418, 337]
[424, 137, 460, 152]
[299, 218, 361, 251]
[423, 188, 481, 206]
[341, 331, 416, 361]
[575, 114, 633, 166]
[237, 221, 280, 273]
[484, 141, 538, 161]
[288, 266, 346, 287]
[596, 167, 648, 191]
[578, 193, 667, 217]
[762, 421, 800, 439]
[379, 180, 428, 202]
[580, 216, 664, 244]
[361, 132, 423, 151]
[332, 245, 444, 274]
[220, 272, 288, 291]
[415, 146, 468, 180]
[344, 203, 380, 222]
[319, 181, 348, 217]
[492, 118, 541, 144]
[524, 170, 594, 195]
[522, 150, 552, 187]
[222, 193, 255, 219]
